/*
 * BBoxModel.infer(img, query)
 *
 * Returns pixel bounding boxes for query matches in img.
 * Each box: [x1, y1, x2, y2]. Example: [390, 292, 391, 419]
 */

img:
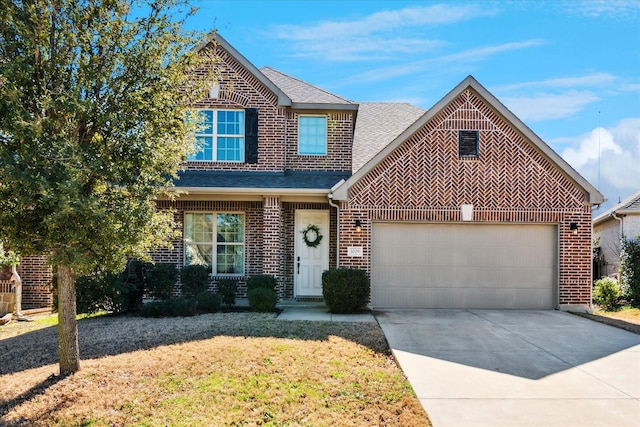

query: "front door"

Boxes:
[294, 210, 329, 297]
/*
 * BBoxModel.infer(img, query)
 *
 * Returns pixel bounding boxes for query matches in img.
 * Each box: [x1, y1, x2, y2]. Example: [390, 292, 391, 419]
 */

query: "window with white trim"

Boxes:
[188, 109, 245, 162]
[184, 212, 245, 275]
[298, 115, 327, 155]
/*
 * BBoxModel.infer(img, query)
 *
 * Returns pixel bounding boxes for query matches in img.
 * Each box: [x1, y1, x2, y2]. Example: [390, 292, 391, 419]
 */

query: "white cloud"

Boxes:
[270, 4, 497, 62]
[494, 73, 617, 91]
[560, 118, 640, 206]
[501, 91, 600, 121]
[567, 0, 640, 18]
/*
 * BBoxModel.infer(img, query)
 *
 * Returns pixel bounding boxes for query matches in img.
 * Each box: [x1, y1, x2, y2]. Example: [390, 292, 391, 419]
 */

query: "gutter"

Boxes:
[168, 186, 330, 196]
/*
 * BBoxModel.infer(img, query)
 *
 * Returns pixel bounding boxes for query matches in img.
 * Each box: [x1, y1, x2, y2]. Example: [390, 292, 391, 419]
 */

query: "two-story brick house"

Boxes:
[18, 33, 603, 311]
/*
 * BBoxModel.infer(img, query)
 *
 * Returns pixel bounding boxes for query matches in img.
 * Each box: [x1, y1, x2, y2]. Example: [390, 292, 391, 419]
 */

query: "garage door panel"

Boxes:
[372, 223, 556, 309]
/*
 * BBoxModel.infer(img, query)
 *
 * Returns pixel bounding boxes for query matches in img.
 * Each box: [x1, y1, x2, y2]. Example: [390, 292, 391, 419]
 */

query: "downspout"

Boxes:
[328, 193, 340, 269]
[612, 212, 623, 277]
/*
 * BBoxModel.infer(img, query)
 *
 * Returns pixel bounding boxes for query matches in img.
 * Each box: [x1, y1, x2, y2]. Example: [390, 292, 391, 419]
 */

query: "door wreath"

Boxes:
[301, 224, 323, 248]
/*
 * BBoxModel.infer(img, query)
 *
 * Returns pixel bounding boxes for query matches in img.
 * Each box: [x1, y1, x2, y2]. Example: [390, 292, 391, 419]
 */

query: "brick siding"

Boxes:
[340, 88, 594, 307]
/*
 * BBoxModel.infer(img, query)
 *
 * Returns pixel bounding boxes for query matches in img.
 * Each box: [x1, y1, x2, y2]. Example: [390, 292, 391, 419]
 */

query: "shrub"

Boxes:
[322, 269, 370, 314]
[121, 259, 145, 311]
[247, 274, 277, 292]
[180, 265, 210, 297]
[139, 298, 197, 317]
[196, 291, 221, 313]
[621, 236, 640, 305]
[144, 263, 178, 300]
[216, 278, 237, 306]
[248, 287, 277, 312]
[75, 270, 128, 314]
[593, 277, 622, 310]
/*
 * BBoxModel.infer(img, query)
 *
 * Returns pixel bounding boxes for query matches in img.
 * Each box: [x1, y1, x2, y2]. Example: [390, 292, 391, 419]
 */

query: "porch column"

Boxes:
[262, 196, 283, 280]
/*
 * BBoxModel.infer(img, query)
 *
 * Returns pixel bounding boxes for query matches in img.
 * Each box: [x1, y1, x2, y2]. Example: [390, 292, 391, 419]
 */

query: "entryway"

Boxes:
[294, 210, 329, 298]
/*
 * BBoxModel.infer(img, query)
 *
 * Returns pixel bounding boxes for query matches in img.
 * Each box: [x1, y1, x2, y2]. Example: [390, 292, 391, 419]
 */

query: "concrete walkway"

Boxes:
[376, 309, 640, 427]
[276, 300, 375, 322]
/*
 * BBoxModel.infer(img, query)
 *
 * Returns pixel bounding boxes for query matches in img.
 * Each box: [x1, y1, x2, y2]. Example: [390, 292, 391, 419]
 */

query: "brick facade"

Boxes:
[338, 88, 594, 307]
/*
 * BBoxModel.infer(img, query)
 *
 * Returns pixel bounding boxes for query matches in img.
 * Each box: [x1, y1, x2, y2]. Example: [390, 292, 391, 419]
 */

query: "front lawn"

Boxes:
[0, 312, 430, 426]
[578, 306, 640, 334]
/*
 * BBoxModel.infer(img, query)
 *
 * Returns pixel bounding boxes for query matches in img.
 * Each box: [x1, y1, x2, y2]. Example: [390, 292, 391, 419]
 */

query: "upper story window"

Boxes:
[298, 115, 327, 155]
[458, 130, 479, 158]
[189, 109, 245, 162]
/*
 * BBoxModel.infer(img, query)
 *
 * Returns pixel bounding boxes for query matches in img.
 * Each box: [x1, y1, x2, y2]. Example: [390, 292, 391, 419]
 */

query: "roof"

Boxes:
[171, 170, 350, 195]
[332, 75, 605, 205]
[593, 189, 640, 225]
[195, 33, 292, 107]
[352, 102, 426, 173]
[260, 67, 358, 111]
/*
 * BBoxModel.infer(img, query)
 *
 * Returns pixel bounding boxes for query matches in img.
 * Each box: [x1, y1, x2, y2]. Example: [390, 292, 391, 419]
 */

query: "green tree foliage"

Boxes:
[621, 235, 640, 306]
[0, 0, 215, 374]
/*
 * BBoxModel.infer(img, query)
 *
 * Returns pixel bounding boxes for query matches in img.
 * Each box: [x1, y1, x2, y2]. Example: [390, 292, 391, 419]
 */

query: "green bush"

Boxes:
[121, 259, 145, 311]
[75, 270, 128, 314]
[247, 274, 277, 292]
[138, 298, 197, 317]
[144, 263, 178, 300]
[216, 278, 237, 306]
[196, 291, 221, 313]
[248, 287, 277, 312]
[322, 269, 370, 314]
[180, 264, 210, 297]
[593, 277, 622, 310]
[621, 236, 640, 305]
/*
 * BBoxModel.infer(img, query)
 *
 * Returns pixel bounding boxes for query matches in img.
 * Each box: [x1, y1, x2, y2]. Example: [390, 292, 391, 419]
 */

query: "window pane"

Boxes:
[200, 110, 214, 134]
[188, 136, 213, 161]
[217, 137, 243, 161]
[217, 214, 244, 243]
[216, 245, 244, 274]
[299, 116, 327, 155]
[217, 110, 244, 135]
[185, 213, 214, 242]
[185, 243, 213, 267]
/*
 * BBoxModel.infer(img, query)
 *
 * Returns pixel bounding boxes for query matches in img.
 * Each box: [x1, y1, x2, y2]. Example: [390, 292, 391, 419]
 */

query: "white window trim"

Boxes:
[298, 114, 327, 156]
[183, 211, 246, 276]
[189, 109, 245, 162]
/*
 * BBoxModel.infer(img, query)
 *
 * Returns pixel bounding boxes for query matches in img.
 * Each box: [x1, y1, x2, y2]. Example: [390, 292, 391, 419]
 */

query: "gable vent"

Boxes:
[459, 130, 479, 157]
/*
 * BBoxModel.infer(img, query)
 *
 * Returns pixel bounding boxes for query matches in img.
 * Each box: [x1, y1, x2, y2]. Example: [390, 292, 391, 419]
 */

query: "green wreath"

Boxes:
[301, 224, 323, 248]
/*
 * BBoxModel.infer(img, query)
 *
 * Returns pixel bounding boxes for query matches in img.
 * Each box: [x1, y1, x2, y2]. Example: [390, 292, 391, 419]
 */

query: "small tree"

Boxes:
[621, 235, 640, 306]
[0, 0, 215, 374]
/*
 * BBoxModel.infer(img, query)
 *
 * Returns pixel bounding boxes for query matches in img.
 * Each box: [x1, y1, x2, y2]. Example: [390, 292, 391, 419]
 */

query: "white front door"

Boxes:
[295, 210, 329, 297]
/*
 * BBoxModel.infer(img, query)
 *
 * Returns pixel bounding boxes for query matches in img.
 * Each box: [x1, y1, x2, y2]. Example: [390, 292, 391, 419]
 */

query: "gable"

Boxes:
[343, 87, 592, 210]
[333, 76, 604, 209]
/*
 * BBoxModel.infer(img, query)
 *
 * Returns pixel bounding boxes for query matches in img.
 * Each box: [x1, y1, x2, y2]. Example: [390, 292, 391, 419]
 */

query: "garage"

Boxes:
[371, 223, 557, 309]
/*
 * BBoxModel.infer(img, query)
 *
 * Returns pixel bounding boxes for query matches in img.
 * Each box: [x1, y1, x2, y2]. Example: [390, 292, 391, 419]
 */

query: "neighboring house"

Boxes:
[18, 33, 604, 311]
[593, 190, 640, 278]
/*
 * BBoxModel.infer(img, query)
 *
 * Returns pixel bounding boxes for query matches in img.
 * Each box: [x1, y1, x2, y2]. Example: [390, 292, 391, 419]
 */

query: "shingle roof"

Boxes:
[352, 102, 426, 173]
[260, 67, 357, 109]
[172, 170, 350, 191]
[593, 189, 640, 225]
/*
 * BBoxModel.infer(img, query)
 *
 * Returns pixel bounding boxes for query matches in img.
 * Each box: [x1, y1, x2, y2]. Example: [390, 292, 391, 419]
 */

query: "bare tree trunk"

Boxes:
[57, 264, 79, 375]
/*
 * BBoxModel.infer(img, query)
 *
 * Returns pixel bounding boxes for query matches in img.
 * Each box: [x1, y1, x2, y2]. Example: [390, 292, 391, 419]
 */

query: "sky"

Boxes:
[186, 0, 640, 212]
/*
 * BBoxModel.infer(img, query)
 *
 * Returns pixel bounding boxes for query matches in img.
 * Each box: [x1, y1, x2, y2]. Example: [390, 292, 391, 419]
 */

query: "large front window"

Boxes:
[184, 212, 245, 275]
[298, 116, 327, 155]
[189, 109, 245, 162]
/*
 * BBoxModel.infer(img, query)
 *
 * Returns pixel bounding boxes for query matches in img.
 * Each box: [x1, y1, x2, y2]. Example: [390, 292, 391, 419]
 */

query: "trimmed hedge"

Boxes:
[248, 287, 277, 312]
[180, 265, 210, 297]
[195, 291, 222, 313]
[75, 270, 129, 314]
[144, 263, 179, 300]
[247, 274, 277, 292]
[322, 268, 370, 314]
[138, 298, 197, 318]
[216, 278, 237, 306]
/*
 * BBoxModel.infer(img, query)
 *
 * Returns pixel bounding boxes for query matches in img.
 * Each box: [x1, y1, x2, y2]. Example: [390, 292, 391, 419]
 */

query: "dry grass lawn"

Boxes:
[0, 312, 431, 426]
[578, 306, 640, 334]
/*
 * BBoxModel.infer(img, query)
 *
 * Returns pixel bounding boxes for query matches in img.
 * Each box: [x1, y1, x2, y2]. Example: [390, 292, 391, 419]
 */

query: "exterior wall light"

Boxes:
[355, 219, 362, 232]
[569, 222, 578, 235]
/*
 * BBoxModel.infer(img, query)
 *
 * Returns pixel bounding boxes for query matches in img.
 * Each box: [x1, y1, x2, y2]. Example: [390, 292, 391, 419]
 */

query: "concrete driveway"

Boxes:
[375, 309, 640, 427]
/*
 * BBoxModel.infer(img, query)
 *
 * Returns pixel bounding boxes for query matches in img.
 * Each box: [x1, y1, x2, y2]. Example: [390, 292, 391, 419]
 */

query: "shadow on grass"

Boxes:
[0, 373, 65, 424]
[0, 312, 389, 377]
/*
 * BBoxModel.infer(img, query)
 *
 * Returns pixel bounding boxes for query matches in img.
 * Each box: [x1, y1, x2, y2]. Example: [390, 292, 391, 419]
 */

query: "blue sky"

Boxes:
[187, 0, 640, 211]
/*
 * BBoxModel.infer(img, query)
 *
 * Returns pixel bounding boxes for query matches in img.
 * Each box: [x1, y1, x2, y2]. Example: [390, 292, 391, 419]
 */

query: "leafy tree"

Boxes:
[621, 235, 640, 305]
[0, 0, 214, 374]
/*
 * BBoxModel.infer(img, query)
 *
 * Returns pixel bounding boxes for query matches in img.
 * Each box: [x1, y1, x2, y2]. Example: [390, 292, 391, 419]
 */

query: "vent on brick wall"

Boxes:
[459, 130, 479, 157]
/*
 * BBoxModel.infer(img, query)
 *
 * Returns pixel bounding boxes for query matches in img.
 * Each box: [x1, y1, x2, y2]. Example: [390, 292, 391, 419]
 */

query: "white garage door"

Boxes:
[372, 223, 557, 309]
